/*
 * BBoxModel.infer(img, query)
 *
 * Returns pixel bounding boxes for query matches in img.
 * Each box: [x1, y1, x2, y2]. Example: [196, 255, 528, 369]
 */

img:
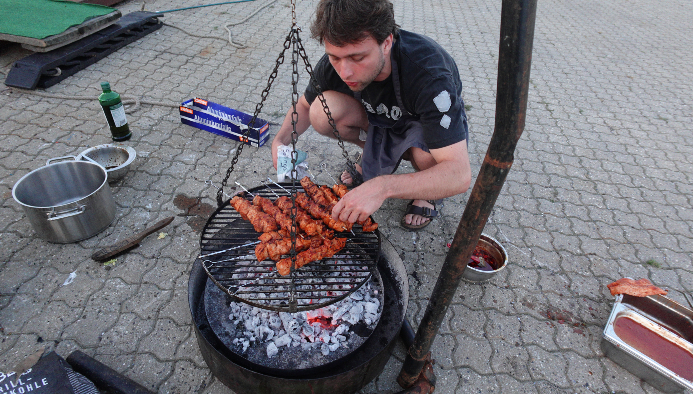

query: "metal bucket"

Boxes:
[461, 234, 508, 283]
[12, 156, 116, 243]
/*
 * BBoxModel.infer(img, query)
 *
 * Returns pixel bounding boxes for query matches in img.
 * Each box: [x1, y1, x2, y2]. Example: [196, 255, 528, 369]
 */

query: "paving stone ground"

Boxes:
[1, 0, 692, 393]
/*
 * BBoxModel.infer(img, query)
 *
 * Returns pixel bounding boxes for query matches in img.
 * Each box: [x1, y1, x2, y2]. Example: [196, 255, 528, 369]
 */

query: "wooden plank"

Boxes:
[0, 10, 121, 53]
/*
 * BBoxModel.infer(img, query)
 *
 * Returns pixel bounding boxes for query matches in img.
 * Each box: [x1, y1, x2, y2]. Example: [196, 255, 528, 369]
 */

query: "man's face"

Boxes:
[324, 34, 393, 92]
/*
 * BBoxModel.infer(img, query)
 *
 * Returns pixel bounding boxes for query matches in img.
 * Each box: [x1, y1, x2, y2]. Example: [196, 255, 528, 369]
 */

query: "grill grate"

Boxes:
[199, 183, 380, 312]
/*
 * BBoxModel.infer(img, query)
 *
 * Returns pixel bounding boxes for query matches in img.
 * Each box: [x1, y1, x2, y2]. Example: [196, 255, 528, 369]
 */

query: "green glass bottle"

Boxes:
[99, 82, 131, 141]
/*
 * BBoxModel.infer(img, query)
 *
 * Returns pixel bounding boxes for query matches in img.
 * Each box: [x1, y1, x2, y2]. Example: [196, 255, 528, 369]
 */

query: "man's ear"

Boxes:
[382, 33, 394, 54]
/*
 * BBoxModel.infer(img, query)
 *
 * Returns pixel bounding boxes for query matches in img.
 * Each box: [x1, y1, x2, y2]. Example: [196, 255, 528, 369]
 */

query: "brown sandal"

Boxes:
[341, 152, 363, 188]
[400, 199, 441, 231]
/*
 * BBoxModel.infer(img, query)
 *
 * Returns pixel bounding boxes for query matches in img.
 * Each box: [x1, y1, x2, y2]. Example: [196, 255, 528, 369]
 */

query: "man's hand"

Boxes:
[331, 180, 386, 224]
[270, 95, 312, 170]
[271, 137, 281, 170]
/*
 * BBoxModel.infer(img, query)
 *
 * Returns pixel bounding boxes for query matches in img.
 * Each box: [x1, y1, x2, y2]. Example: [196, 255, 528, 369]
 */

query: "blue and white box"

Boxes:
[179, 98, 270, 147]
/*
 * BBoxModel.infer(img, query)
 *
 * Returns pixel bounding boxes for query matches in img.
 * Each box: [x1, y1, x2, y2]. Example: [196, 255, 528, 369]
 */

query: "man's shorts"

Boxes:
[360, 119, 429, 182]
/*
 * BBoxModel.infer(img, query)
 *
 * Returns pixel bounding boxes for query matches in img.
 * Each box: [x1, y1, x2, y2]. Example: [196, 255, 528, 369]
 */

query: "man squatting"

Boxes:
[271, 0, 471, 231]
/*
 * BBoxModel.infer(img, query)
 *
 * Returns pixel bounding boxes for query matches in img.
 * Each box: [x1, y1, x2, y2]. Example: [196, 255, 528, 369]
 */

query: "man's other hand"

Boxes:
[331, 180, 386, 224]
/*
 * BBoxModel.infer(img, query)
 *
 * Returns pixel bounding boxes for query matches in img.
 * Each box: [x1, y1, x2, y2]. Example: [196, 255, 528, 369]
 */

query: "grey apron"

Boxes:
[354, 50, 428, 182]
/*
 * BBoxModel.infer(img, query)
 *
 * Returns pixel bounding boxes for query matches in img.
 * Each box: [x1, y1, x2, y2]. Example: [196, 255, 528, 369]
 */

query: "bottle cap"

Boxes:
[100, 82, 111, 91]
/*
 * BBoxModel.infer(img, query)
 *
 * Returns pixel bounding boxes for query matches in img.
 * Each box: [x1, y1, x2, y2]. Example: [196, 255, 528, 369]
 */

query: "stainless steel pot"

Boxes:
[12, 156, 116, 243]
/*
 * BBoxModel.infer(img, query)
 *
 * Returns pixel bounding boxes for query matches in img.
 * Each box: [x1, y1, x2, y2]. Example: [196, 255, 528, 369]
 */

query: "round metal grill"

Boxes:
[199, 183, 380, 312]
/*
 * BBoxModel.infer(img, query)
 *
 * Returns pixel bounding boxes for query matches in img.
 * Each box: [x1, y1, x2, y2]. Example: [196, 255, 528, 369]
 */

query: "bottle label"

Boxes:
[109, 102, 128, 127]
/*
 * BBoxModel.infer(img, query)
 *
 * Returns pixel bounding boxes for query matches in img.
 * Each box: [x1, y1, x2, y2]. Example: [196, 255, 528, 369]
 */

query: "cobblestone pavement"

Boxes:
[1, 0, 692, 392]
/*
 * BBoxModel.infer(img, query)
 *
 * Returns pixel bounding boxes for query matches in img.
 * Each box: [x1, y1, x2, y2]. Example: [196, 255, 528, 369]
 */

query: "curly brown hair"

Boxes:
[310, 0, 400, 46]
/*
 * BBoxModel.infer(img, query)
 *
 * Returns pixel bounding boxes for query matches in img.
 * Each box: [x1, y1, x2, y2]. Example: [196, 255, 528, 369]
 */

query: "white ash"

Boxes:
[226, 275, 382, 362]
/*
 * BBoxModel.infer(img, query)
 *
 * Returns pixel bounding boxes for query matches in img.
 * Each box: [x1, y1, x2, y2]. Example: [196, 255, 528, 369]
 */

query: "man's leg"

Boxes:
[402, 147, 439, 227]
[309, 91, 368, 184]
[309, 91, 369, 147]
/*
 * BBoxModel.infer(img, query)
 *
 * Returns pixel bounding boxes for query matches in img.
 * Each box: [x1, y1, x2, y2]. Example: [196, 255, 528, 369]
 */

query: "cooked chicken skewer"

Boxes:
[255, 236, 315, 262]
[275, 237, 348, 276]
[274, 196, 329, 237]
[328, 183, 378, 232]
[230, 196, 277, 233]
[295, 192, 353, 232]
[300, 176, 378, 232]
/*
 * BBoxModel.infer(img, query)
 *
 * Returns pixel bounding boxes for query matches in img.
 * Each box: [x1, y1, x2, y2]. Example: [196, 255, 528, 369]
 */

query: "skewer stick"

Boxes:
[267, 177, 292, 195]
[198, 241, 261, 259]
[261, 180, 281, 198]
[235, 181, 255, 197]
[321, 163, 340, 185]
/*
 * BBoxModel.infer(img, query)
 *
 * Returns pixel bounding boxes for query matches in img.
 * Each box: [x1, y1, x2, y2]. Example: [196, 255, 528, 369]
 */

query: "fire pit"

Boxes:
[189, 229, 408, 393]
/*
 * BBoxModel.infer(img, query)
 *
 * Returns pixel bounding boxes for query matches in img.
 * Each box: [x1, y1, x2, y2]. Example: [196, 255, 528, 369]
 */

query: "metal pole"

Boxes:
[397, 0, 538, 387]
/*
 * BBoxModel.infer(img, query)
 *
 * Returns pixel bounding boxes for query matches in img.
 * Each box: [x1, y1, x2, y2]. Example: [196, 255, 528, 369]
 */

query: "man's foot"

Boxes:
[341, 153, 363, 187]
[401, 199, 440, 231]
[341, 163, 362, 186]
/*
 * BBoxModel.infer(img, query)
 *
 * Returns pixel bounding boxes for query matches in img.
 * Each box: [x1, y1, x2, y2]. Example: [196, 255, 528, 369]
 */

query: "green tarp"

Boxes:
[0, 0, 115, 39]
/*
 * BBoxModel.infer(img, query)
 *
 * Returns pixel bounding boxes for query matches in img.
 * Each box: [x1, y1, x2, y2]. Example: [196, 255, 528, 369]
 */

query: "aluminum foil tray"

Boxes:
[601, 294, 693, 393]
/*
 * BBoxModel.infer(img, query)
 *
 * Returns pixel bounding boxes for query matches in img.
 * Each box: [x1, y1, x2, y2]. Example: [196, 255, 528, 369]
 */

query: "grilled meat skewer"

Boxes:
[253, 195, 298, 235]
[275, 237, 347, 276]
[328, 184, 378, 232]
[274, 196, 329, 237]
[230, 196, 278, 233]
[255, 236, 313, 261]
[295, 193, 353, 232]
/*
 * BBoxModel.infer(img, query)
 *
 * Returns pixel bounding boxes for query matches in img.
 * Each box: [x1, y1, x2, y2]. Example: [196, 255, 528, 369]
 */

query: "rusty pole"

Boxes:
[397, 0, 538, 388]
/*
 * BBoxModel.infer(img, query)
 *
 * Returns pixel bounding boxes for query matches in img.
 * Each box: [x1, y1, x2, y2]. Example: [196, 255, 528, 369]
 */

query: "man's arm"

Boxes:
[271, 95, 312, 169]
[332, 140, 471, 223]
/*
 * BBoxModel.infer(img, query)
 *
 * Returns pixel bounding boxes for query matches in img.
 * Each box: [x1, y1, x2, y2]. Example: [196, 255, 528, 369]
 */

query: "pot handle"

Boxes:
[47, 204, 86, 221]
[46, 156, 77, 166]
[79, 155, 102, 166]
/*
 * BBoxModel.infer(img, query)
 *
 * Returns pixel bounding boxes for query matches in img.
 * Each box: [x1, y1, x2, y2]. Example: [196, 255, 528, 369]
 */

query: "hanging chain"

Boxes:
[296, 35, 362, 184]
[291, 0, 297, 27]
[287, 26, 301, 312]
[216, 30, 293, 206]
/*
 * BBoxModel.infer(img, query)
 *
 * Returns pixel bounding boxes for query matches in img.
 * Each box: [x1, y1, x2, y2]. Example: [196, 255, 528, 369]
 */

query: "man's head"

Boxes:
[311, 0, 399, 91]
[310, 0, 399, 46]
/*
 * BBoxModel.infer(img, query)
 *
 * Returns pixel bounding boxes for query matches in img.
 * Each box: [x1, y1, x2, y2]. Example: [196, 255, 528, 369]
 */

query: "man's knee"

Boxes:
[406, 146, 437, 171]
[309, 91, 367, 137]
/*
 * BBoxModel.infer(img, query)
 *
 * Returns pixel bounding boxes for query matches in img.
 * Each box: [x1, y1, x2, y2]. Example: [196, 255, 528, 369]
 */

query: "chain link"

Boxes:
[291, 0, 296, 27]
[216, 30, 293, 206]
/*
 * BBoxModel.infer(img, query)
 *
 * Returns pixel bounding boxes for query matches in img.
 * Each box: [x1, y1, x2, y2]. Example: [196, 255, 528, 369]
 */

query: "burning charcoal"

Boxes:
[241, 339, 250, 352]
[302, 323, 314, 337]
[268, 315, 282, 330]
[244, 316, 258, 332]
[328, 342, 340, 352]
[274, 333, 292, 347]
[333, 305, 350, 321]
[266, 342, 279, 358]
[364, 302, 379, 315]
[350, 303, 364, 317]
[259, 326, 275, 341]
[318, 330, 331, 343]
[351, 291, 364, 301]
[311, 322, 322, 337]
[334, 324, 348, 335]
[335, 334, 346, 342]
[321, 343, 330, 356]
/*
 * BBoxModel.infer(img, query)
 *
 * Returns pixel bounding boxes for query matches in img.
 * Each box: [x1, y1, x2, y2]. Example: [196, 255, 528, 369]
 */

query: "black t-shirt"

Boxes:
[304, 29, 468, 150]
